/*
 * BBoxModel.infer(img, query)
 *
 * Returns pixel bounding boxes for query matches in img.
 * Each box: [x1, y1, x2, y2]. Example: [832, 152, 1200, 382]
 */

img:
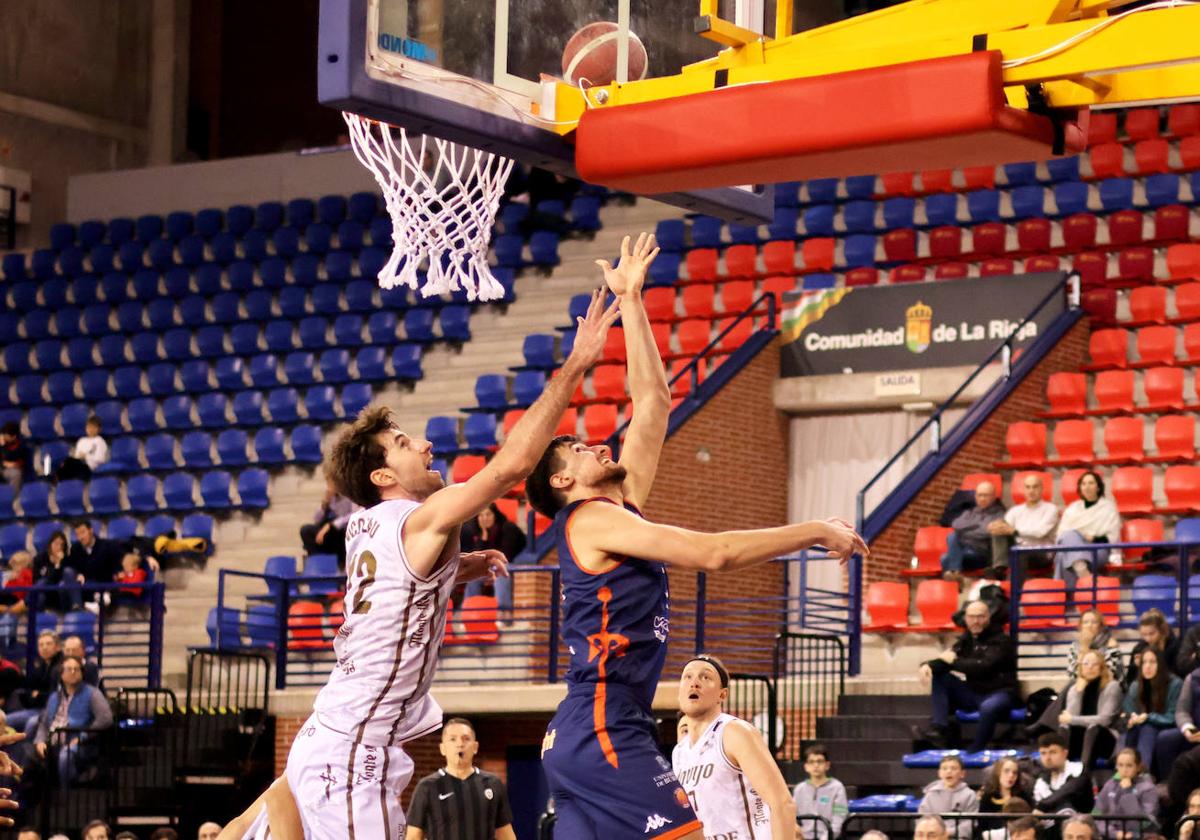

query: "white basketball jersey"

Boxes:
[672, 713, 772, 840]
[313, 498, 459, 748]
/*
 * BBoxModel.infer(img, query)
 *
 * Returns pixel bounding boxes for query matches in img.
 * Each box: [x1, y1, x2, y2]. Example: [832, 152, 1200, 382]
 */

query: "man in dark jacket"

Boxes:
[67, 521, 123, 590]
[1033, 731, 1094, 840]
[914, 600, 1018, 749]
[940, 481, 1006, 580]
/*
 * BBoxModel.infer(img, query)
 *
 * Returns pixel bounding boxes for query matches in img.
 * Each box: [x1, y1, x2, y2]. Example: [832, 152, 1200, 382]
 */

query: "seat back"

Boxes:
[914, 580, 958, 628]
[1020, 579, 1067, 620]
[865, 581, 910, 629]
[1132, 574, 1179, 621]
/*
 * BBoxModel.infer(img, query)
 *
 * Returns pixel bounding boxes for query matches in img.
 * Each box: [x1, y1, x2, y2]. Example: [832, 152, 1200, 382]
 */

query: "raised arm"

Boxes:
[404, 291, 619, 563]
[567, 499, 867, 573]
[721, 719, 796, 840]
[595, 233, 670, 508]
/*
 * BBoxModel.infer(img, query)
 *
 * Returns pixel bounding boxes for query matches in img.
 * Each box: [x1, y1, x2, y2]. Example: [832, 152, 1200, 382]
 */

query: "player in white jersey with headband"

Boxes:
[273, 289, 620, 840]
[672, 655, 797, 840]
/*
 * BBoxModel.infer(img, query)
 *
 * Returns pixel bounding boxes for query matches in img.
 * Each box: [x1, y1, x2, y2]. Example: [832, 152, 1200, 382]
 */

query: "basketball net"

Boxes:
[343, 112, 514, 302]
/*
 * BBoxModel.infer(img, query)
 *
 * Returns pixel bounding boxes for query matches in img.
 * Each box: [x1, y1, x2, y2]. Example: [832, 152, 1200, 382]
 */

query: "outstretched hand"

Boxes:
[819, 519, 869, 566]
[457, 549, 509, 585]
[595, 233, 660, 298]
[565, 288, 621, 369]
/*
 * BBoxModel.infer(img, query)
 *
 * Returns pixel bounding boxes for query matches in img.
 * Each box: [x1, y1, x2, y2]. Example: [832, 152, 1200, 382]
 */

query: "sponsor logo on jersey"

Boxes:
[656, 754, 671, 772]
[676, 762, 715, 787]
[438, 792, 454, 800]
[408, 592, 433, 648]
[298, 725, 316, 738]
[485, 787, 494, 800]
[356, 746, 378, 785]
[644, 814, 673, 833]
[674, 787, 691, 809]
[653, 615, 670, 642]
[541, 728, 557, 757]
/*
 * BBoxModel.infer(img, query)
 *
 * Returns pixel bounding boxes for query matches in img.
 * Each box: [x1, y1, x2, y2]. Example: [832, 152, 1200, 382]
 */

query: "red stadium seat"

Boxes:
[890, 264, 927, 284]
[667, 358, 706, 398]
[1141, 367, 1187, 413]
[1116, 248, 1155, 286]
[1170, 104, 1200, 137]
[910, 579, 958, 632]
[1172, 284, 1200, 323]
[1091, 370, 1135, 415]
[651, 322, 673, 357]
[1134, 326, 1178, 367]
[801, 238, 835, 271]
[582, 404, 619, 443]
[1167, 244, 1200, 284]
[716, 317, 753, 352]
[457, 595, 500, 644]
[1089, 112, 1119, 145]
[1183, 324, 1200, 364]
[555, 408, 579, 438]
[845, 267, 880, 287]
[864, 581, 910, 632]
[643, 287, 678, 322]
[908, 526, 952, 577]
[1181, 136, 1200, 170]
[1111, 466, 1155, 514]
[1107, 209, 1144, 247]
[1126, 109, 1162, 141]
[287, 601, 328, 650]
[933, 262, 969, 281]
[1099, 416, 1145, 464]
[1161, 465, 1200, 514]
[998, 422, 1047, 468]
[1082, 289, 1118, 327]
[1128, 286, 1168, 326]
[1042, 372, 1088, 418]
[962, 472, 1003, 492]
[723, 244, 758, 278]
[682, 285, 716, 319]
[1025, 255, 1061, 273]
[1154, 205, 1190, 242]
[1010, 470, 1053, 506]
[676, 320, 713, 358]
[962, 166, 996, 189]
[503, 409, 524, 438]
[1049, 419, 1095, 466]
[1017, 218, 1052, 253]
[920, 169, 954, 193]
[761, 240, 796, 275]
[1060, 468, 1091, 506]
[685, 248, 718, 282]
[603, 326, 626, 362]
[590, 365, 627, 402]
[881, 171, 915, 196]
[929, 226, 963, 259]
[1063, 214, 1099, 250]
[1152, 414, 1197, 463]
[1134, 139, 1171, 175]
[451, 454, 487, 483]
[720, 280, 755, 314]
[1123, 519, 1165, 561]
[1020, 578, 1071, 630]
[980, 258, 1016, 277]
[1073, 575, 1121, 623]
[494, 497, 519, 523]
[761, 275, 797, 306]
[1087, 329, 1129, 370]
[1074, 251, 1109, 289]
[1089, 143, 1126, 179]
[971, 223, 1006, 257]
[883, 229, 917, 262]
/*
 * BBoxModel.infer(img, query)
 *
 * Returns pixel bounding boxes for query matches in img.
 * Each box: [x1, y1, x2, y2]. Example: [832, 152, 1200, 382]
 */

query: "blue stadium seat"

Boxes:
[1054, 181, 1089, 216]
[2, 343, 30, 374]
[843, 201, 876, 233]
[163, 473, 196, 512]
[319, 349, 351, 384]
[19, 482, 52, 519]
[1146, 174, 1182, 208]
[207, 607, 242, 650]
[305, 223, 332, 255]
[99, 437, 139, 474]
[367, 311, 398, 345]
[162, 395, 194, 431]
[232, 323, 265, 358]
[37, 442, 69, 474]
[1004, 162, 1038, 186]
[55, 480, 86, 518]
[359, 246, 388, 280]
[802, 273, 835, 290]
[197, 326, 230, 358]
[33, 339, 64, 371]
[1176, 518, 1200, 543]
[212, 358, 242, 390]
[242, 231, 269, 263]
[245, 604, 278, 648]
[130, 332, 161, 364]
[1, 253, 25, 282]
[512, 371, 546, 407]
[806, 178, 839, 203]
[50, 223, 76, 251]
[966, 189, 1001, 223]
[336, 220, 364, 252]
[690, 216, 724, 248]
[924, 193, 958, 227]
[341, 383, 372, 418]
[1046, 155, 1081, 182]
[127, 398, 160, 434]
[302, 553, 340, 595]
[144, 514, 176, 539]
[210, 292, 240, 325]
[47, 371, 77, 404]
[208, 230, 236, 262]
[178, 235, 205, 268]
[344, 280, 375, 314]
[521, 334, 557, 369]
[112, 366, 145, 400]
[181, 432, 215, 469]
[475, 375, 509, 410]
[291, 426, 322, 464]
[272, 227, 300, 259]
[802, 205, 835, 236]
[9, 280, 38, 311]
[333, 314, 364, 347]
[278, 287, 308, 320]
[767, 207, 799, 241]
[200, 471, 233, 510]
[15, 375, 46, 406]
[392, 344, 423, 379]
[427, 415, 461, 454]
[180, 360, 211, 394]
[1132, 574, 1178, 621]
[105, 217, 135, 246]
[291, 255, 319, 287]
[87, 244, 115, 275]
[23, 310, 52, 342]
[237, 469, 270, 510]
[348, 191, 378, 225]
[116, 302, 144, 334]
[197, 393, 229, 429]
[162, 328, 194, 363]
[463, 413, 497, 451]
[493, 234, 524, 267]
[1099, 178, 1135, 212]
[569, 195, 601, 232]
[301, 386, 336, 422]
[727, 222, 759, 245]
[0, 524, 28, 559]
[221, 262, 252, 295]
[264, 321, 296, 352]
[440, 306, 471, 342]
[298, 317, 329, 350]
[647, 252, 681, 285]
[844, 235, 877, 268]
[147, 299, 178, 331]
[45, 275, 72, 309]
[355, 347, 387, 381]
[159, 267, 188, 299]
[1012, 185, 1047, 218]
[287, 198, 315, 228]
[501, 202, 529, 232]
[144, 434, 178, 470]
[165, 211, 193, 241]
[254, 427, 287, 465]
[147, 363, 178, 397]
[195, 208, 224, 238]
[94, 400, 127, 434]
[226, 204, 254, 236]
[218, 430, 250, 466]
[182, 512, 214, 548]
[27, 407, 59, 442]
[325, 251, 353, 283]
[256, 201, 284, 232]
[844, 175, 876, 199]
[284, 352, 317, 387]
[146, 239, 175, 271]
[404, 309, 436, 342]
[267, 387, 304, 424]
[234, 391, 268, 426]
[249, 355, 281, 388]
[116, 244, 144, 276]
[245, 290, 273, 322]
[105, 517, 138, 543]
[0, 485, 12, 521]
[31, 249, 57, 281]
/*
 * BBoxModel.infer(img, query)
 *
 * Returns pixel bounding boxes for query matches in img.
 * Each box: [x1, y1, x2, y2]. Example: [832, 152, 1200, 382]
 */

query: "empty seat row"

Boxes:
[1088, 325, 1200, 369]
[999, 415, 1197, 468]
[1043, 367, 1200, 418]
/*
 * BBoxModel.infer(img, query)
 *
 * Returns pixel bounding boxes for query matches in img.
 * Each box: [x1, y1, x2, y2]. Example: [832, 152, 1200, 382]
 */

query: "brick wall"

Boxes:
[866, 318, 1090, 581]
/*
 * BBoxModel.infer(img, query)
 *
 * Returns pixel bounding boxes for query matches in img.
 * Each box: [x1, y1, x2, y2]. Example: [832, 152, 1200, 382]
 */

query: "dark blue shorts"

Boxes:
[542, 684, 700, 840]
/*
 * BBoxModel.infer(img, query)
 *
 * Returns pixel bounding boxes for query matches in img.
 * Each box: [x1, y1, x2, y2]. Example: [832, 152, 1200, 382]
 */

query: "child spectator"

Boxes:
[111, 552, 147, 612]
[1176, 788, 1200, 840]
[0, 423, 30, 492]
[978, 757, 1034, 840]
[0, 551, 33, 646]
[1033, 732, 1094, 817]
[793, 743, 848, 839]
[1093, 747, 1159, 839]
[1122, 647, 1180, 777]
[919, 754, 978, 840]
[57, 416, 107, 482]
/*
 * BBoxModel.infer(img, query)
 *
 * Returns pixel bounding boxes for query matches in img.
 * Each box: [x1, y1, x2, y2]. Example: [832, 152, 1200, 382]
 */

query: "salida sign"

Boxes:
[779, 271, 1065, 377]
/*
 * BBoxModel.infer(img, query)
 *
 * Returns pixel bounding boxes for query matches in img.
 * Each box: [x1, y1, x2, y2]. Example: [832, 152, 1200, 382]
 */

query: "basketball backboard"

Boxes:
[318, 0, 775, 222]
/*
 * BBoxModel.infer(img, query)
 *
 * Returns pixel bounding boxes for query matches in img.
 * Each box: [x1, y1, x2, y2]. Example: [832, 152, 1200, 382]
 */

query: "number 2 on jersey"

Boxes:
[349, 550, 377, 614]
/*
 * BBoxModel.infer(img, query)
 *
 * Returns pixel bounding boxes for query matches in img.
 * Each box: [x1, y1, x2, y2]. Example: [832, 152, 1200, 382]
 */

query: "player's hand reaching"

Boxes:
[456, 549, 509, 585]
[595, 232, 659, 298]
[564, 288, 621, 369]
[818, 519, 869, 565]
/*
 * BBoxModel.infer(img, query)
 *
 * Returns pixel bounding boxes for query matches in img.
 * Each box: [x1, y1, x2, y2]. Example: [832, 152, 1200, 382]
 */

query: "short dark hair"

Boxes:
[1009, 816, 1039, 834]
[148, 828, 178, 840]
[82, 820, 111, 839]
[85, 415, 101, 430]
[1037, 731, 1068, 750]
[444, 717, 475, 737]
[1, 422, 18, 437]
[525, 435, 579, 518]
[938, 754, 964, 769]
[804, 743, 830, 762]
[72, 519, 93, 532]
[327, 406, 395, 508]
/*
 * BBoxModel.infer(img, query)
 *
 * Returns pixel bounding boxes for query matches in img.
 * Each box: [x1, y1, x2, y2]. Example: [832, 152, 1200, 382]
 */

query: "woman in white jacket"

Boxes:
[1054, 471, 1121, 592]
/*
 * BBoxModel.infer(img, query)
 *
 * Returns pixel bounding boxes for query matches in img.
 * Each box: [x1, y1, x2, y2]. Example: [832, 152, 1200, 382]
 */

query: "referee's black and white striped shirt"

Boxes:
[407, 767, 513, 839]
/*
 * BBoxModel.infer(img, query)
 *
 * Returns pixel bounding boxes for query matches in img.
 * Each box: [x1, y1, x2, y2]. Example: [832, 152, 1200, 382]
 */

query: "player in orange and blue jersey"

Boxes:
[526, 233, 868, 840]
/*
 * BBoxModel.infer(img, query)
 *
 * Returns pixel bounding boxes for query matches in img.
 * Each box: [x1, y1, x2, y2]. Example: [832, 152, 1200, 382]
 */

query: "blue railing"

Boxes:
[213, 551, 851, 689]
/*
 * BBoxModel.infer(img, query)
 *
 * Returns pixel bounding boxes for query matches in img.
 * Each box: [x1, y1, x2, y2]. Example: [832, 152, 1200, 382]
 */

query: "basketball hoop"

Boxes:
[343, 112, 514, 302]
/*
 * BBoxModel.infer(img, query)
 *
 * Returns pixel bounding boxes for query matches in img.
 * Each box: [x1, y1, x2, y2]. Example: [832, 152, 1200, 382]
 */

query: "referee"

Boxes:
[406, 718, 516, 840]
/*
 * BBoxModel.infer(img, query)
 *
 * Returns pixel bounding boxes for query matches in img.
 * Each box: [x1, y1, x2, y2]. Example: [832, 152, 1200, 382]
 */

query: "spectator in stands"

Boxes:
[111, 551, 148, 614]
[1093, 747, 1159, 839]
[460, 503, 526, 620]
[978, 757, 1034, 840]
[1123, 647, 1181, 776]
[1060, 649, 1123, 768]
[941, 481, 1006, 581]
[1129, 610, 1183, 685]
[1175, 623, 1200, 677]
[7, 630, 63, 755]
[299, 477, 358, 566]
[987, 473, 1059, 572]
[1153, 663, 1200, 781]
[34, 655, 113, 788]
[0, 550, 32, 646]
[918, 754, 978, 840]
[196, 822, 221, 840]
[56, 416, 107, 482]
[17, 827, 40, 840]
[59, 636, 100, 689]
[1054, 471, 1121, 592]
[1064, 816, 1099, 840]
[793, 743, 848, 840]
[69, 520, 123, 594]
[80, 821, 110, 840]
[1070, 610, 1127, 685]
[1033, 732, 1094, 818]
[148, 828, 178, 840]
[914, 600, 1018, 749]
[862, 832, 889, 840]
[1175, 788, 1200, 840]
[33, 530, 82, 613]
[0, 423, 30, 493]
[1009, 816, 1039, 840]
[114, 832, 138, 840]
[913, 813, 950, 840]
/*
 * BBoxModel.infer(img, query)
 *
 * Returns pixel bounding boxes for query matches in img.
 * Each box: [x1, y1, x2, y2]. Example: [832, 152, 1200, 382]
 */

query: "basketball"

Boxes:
[561, 21, 648, 87]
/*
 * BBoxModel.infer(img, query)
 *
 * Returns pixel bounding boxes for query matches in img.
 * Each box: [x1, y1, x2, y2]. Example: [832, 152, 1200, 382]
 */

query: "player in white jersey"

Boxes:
[673, 655, 797, 840]
[237, 289, 621, 840]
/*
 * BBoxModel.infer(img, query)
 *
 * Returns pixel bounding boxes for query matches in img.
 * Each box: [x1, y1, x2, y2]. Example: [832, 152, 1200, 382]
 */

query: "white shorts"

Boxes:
[285, 712, 414, 840]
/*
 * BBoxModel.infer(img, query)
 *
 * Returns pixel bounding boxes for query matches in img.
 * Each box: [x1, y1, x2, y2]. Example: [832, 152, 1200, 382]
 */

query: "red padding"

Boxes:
[575, 51, 1085, 193]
